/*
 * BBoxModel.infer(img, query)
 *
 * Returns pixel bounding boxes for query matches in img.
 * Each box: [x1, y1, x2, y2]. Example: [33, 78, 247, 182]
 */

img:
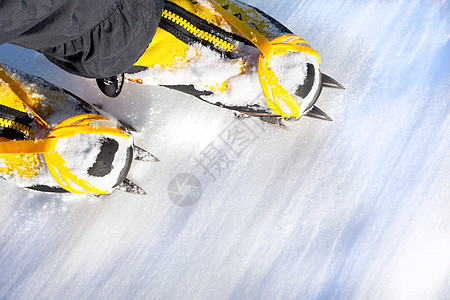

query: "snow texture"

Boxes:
[0, 0, 449, 299]
[54, 132, 133, 192]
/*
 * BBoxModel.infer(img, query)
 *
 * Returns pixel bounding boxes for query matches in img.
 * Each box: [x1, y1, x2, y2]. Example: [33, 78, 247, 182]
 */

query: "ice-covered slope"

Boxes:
[1, 0, 449, 299]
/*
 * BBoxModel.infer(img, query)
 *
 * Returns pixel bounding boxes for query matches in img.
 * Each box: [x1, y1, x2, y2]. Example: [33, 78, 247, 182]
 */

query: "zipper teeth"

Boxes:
[162, 9, 236, 52]
[0, 117, 31, 137]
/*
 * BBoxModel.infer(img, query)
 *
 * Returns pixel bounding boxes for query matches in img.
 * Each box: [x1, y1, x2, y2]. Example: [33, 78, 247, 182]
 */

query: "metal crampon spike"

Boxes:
[304, 106, 333, 122]
[321, 73, 345, 90]
[133, 145, 160, 162]
[117, 178, 147, 195]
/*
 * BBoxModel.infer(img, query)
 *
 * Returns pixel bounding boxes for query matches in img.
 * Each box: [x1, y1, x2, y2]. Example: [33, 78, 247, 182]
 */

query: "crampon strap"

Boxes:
[0, 65, 130, 194]
[208, 1, 321, 118]
[0, 65, 49, 129]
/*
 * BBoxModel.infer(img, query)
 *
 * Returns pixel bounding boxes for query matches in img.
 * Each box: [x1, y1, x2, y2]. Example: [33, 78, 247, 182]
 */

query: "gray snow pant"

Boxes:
[0, 0, 163, 78]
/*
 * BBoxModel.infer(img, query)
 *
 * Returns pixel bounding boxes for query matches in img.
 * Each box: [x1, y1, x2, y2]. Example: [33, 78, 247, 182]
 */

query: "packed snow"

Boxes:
[54, 132, 133, 192]
[0, 0, 449, 299]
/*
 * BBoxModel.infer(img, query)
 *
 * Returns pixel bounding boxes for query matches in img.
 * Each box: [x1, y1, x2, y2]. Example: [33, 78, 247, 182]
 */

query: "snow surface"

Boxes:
[0, 0, 449, 299]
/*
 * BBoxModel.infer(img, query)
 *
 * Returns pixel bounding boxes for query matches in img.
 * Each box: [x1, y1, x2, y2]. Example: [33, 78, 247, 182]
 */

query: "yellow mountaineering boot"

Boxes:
[0, 63, 155, 195]
[126, 0, 344, 121]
